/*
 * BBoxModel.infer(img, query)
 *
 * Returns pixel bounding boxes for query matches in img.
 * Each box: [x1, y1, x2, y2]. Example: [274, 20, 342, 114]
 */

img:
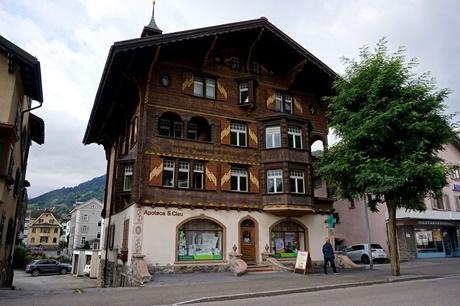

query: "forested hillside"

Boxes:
[28, 175, 105, 215]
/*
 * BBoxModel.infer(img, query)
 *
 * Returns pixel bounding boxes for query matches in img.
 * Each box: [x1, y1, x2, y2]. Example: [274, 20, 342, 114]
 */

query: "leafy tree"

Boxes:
[316, 38, 455, 276]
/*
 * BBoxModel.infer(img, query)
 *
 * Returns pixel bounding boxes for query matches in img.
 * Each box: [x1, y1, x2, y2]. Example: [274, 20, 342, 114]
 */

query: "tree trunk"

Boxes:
[387, 202, 400, 276]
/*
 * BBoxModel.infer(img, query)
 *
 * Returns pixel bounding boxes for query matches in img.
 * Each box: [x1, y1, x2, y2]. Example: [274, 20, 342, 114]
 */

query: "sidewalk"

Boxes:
[132, 258, 457, 305]
[2, 258, 459, 305]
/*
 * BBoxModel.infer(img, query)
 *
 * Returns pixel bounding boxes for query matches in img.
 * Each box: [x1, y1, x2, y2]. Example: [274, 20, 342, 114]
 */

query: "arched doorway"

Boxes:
[240, 218, 256, 263]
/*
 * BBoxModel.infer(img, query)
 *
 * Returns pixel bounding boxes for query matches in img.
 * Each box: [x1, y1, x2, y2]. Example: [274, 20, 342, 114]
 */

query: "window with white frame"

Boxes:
[266, 126, 281, 149]
[163, 160, 175, 187]
[275, 93, 293, 114]
[230, 123, 247, 147]
[81, 236, 86, 245]
[288, 126, 302, 149]
[193, 76, 216, 99]
[123, 165, 133, 191]
[159, 119, 170, 136]
[231, 57, 240, 69]
[456, 196, 460, 210]
[205, 78, 216, 99]
[187, 123, 197, 140]
[267, 169, 283, 193]
[251, 62, 259, 74]
[82, 214, 89, 221]
[178, 161, 190, 188]
[444, 194, 451, 210]
[231, 168, 248, 192]
[82, 225, 88, 233]
[98, 220, 102, 227]
[193, 76, 203, 96]
[97, 232, 101, 239]
[290, 170, 305, 193]
[193, 163, 204, 189]
[451, 166, 460, 179]
[174, 122, 183, 138]
[239, 83, 249, 103]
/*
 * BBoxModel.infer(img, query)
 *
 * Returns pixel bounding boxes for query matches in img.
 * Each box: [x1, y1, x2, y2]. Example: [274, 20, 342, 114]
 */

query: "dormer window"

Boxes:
[251, 62, 259, 74]
[231, 57, 240, 69]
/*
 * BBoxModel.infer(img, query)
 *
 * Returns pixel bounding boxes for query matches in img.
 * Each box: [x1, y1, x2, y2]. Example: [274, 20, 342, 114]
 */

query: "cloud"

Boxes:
[1, 0, 459, 198]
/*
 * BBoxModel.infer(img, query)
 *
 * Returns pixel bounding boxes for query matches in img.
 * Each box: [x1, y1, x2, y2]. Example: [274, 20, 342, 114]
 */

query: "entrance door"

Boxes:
[240, 221, 256, 263]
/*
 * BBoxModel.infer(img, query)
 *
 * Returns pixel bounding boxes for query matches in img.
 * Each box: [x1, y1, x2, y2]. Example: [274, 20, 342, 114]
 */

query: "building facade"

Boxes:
[0, 35, 44, 288]
[333, 133, 460, 260]
[27, 210, 61, 249]
[84, 4, 336, 287]
[68, 198, 103, 251]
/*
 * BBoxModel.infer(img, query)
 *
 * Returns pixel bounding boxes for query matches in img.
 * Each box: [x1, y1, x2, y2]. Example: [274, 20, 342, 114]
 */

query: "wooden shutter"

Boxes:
[149, 157, 164, 186]
[221, 164, 231, 191]
[216, 80, 228, 101]
[266, 89, 276, 111]
[182, 72, 194, 95]
[205, 163, 217, 190]
[122, 219, 129, 250]
[220, 120, 230, 145]
[294, 96, 303, 115]
[249, 167, 260, 193]
[248, 123, 258, 149]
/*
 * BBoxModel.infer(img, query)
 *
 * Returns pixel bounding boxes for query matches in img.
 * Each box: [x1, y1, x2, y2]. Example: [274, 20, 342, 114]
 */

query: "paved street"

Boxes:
[1, 258, 459, 305]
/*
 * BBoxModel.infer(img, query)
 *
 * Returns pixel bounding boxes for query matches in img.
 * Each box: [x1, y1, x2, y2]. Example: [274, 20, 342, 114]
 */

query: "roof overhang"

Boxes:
[0, 35, 43, 102]
[83, 17, 337, 146]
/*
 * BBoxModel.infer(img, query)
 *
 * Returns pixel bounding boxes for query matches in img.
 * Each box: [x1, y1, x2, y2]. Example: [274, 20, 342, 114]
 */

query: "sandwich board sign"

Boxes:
[294, 251, 314, 274]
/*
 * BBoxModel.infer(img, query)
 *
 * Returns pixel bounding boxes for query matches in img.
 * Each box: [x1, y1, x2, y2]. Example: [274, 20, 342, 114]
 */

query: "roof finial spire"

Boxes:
[141, 0, 162, 37]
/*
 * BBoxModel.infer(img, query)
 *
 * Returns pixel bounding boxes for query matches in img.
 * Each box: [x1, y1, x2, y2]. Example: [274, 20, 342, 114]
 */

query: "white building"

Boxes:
[68, 199, 103, 251]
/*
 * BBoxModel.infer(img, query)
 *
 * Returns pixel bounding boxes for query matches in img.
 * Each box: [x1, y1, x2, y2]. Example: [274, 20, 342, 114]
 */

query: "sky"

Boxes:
[1, 0, 459, 199]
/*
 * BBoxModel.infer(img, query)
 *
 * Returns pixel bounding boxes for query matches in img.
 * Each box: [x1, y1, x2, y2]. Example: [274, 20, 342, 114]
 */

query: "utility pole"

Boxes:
[363, 195, 373, 270]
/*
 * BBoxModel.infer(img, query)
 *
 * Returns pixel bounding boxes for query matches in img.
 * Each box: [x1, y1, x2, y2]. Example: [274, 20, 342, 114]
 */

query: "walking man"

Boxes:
[322, 238, 339, 275]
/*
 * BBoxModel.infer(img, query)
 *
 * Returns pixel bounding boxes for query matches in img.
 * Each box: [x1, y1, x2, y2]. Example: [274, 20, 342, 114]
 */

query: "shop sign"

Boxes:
[453, 184, 460, 191]
[144, 210, 183, 217]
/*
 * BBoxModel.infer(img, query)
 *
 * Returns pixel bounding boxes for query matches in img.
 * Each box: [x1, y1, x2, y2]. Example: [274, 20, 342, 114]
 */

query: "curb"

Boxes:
[175, 275, 440, 305]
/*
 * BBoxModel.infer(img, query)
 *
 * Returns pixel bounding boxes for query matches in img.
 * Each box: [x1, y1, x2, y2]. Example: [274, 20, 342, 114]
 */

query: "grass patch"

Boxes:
[73, 288, 86, 293]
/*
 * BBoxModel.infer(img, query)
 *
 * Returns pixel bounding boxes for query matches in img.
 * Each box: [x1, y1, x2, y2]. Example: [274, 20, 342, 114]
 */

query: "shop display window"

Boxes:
[178, 219, 223, 261]
[415, 228, 444, 253]
[271, 221, 305, 258]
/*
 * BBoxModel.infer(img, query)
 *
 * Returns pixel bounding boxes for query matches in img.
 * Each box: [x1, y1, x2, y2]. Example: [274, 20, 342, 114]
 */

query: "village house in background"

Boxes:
[27, 210, 61, 249]
[84, 3, 337, 287]
[0, 35, 44, 288]
[334, 133, 460, 261]
[67, 198, 103, 252]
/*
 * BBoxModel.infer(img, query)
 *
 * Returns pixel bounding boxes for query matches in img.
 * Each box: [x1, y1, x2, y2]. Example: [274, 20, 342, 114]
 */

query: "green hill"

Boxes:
[28, 175, 106, 215]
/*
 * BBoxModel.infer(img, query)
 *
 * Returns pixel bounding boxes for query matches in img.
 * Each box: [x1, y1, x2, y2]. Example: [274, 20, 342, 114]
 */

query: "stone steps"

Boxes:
[246, 264, 276, 274]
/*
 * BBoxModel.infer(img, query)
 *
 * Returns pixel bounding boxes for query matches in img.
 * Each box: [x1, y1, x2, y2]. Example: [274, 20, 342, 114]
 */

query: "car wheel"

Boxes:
[32, 269, 40, 277]
[361, 255, 370, 264]
[60, 268, 68, 275]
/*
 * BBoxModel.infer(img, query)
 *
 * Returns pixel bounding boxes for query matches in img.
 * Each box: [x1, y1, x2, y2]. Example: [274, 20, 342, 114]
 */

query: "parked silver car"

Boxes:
[345, 243, 388, 264]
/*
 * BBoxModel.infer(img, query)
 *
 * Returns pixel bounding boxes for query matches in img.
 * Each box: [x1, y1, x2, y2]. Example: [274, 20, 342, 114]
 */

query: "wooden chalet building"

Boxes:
[84, 3, 337, 287]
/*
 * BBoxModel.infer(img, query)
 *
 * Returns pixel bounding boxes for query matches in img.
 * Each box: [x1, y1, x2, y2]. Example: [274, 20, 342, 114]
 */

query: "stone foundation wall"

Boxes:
[397, 225, 417, 261]
[148, 263, 230, 275]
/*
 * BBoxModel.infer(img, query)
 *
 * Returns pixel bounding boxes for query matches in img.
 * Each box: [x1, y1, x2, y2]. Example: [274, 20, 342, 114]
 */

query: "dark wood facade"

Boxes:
[84, 14, 337, 286]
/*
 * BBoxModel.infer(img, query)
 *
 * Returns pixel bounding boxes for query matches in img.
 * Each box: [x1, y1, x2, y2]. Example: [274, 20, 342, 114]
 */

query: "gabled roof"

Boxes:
[83, 17, 336, 145]
[70, 198, 103, 214]
[29, 210, 62, 227]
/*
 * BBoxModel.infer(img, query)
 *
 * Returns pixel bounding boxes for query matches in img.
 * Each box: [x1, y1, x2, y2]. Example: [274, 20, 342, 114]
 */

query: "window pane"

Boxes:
[239, 83, 249, 103]
[174, 122, 183, 138]
[275, 93, 282, 112]
[205, 78, 215, 99]
[194, 77, 203, 96]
